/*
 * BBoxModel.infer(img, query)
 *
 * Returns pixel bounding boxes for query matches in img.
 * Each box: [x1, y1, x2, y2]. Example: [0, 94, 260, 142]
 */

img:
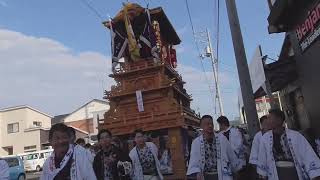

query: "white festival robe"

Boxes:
[129, 142, 163, 180]
[315, 138, 320, 157]
[40, 144, 97, 180]
[221, 127, 247, 168]
[257, 129, 320, 180]
[186, 134, 242, 180]
[249, 131, 262, 166]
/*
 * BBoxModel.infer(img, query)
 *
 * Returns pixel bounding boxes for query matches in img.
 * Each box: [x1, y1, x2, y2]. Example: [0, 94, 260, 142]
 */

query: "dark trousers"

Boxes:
[276, 166, 299, 180]
[236, 165, 251, 180]
[204, 173, 218, 180]
[187, 173, 218, 180]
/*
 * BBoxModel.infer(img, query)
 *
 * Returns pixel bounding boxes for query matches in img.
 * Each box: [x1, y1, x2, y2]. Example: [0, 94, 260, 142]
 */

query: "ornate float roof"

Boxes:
[103, 3, 181, 45]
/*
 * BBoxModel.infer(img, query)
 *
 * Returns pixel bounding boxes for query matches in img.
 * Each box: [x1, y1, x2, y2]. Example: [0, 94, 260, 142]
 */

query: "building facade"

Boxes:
[0, 106, 52, 156]
[52, 99, 109, 141]
[239, 93, 282, 126]
[267, 0, 320, 133]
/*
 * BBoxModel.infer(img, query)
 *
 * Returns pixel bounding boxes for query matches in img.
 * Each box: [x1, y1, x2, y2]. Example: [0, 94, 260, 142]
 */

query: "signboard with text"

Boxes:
[296, 2, 320, 52]
[136, 90, 144, 112]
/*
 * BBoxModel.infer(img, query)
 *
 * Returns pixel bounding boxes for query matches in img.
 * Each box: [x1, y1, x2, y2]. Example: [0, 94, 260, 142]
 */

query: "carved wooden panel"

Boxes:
[134, 76, 156, 90]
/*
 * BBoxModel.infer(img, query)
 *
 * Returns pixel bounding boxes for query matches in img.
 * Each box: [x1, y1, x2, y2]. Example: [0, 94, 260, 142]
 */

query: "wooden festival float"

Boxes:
[99, 3, 200, 179]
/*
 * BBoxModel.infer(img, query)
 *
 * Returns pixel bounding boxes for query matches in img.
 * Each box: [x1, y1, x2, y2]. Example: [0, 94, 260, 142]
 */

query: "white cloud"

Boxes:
[0, 28, 239, 119]
[177, 63, 239, 119]
[0, 29, 114, 115]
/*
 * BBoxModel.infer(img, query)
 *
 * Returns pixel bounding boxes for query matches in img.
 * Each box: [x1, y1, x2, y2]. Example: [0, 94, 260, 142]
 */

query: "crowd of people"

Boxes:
[37, 124, 168, 180]
[1, 108, 320, 180]
[187, 109, 320, 180]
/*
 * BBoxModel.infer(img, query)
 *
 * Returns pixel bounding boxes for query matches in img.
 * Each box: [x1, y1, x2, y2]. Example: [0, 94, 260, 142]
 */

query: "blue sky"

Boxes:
[0, 0, 284, 120]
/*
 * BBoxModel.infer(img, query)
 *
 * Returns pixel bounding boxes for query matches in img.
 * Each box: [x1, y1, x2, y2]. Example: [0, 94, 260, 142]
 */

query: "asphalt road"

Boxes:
[26, 171, 41, 180]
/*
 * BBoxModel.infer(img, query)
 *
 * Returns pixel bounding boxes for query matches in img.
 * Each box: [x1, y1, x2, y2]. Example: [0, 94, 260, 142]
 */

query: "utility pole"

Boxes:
[204, 28, 224, 116]
[85, 105, 91, 143]
[225, 0, 259, 138]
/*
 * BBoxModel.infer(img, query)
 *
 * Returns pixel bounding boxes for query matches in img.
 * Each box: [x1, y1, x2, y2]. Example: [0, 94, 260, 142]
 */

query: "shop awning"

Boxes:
[268, 0, 310, 33]
[254, 57, 297, 98]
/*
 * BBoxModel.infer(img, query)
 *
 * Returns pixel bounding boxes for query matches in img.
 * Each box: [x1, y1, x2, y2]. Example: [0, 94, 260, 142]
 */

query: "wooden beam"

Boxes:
[168, 127, 186, 179]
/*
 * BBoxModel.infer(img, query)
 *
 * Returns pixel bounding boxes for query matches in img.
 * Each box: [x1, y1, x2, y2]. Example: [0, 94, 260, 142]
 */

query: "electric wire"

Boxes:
[78, 0, 104, 21]
[184, 0, 216, 112]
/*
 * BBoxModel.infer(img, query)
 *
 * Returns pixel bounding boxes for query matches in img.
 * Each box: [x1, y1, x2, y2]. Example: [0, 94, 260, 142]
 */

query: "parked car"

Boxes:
[3, 156, 26, 180]
[18, 149, 53, 172]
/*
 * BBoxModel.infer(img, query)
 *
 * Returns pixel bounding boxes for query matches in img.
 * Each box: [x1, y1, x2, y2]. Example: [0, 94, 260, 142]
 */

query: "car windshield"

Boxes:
[25, 153, 39, 160]
[4, 158, 19, 167]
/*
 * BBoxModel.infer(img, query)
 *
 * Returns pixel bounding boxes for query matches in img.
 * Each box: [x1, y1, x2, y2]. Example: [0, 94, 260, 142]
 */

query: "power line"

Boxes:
[78, 0, 104, 21]
[135, 0, 148, 6]
[185, 0, 197, 38]
[143, 0, 149, 6]
[184, 0, 216, 110]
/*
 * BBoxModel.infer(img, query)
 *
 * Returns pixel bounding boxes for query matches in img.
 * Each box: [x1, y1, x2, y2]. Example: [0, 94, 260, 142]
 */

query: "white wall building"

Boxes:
[52, 99, 109, 141]
[0, 105, 52, 156]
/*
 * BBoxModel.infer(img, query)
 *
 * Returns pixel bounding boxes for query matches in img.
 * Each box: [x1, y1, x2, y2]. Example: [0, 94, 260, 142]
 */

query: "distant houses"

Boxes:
[0, 105, 52, 155]
[52, 99, 109, 142]
[0, 99, 109, 156]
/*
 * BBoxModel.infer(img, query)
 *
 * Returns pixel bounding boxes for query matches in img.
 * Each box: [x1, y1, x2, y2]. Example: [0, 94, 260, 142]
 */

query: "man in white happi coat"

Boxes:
[217, 116, 247, 169]
[67, 126, 95, 164]
[316, 137, 320, 157]
[129, 129, 163, 180]
[249, 115, 270, 166]
[257, 109, 320, 180]
[41, 123, 97, 180]
[187, 115, 241, 180]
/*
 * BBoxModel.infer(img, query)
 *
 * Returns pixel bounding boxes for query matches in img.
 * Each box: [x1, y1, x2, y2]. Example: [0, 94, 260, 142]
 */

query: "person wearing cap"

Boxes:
[187, 115, 241, 180]
[257, 109, 320, 180]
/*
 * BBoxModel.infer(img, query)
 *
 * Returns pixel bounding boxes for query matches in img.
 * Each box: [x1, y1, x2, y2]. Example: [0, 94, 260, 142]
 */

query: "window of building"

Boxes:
[7, 123, 19, 134]
[33, 121, 42, 127]
[4, 147, 13, 155]
[24, 145, 36, 153]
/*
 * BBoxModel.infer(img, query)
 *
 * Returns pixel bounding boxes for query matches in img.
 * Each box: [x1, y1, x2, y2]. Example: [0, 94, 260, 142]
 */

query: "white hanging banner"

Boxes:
[136, 90, 144, 112]
[249, 45, 266, 93]
[239, 45, 266, 108]
[238, 88, 244, 108]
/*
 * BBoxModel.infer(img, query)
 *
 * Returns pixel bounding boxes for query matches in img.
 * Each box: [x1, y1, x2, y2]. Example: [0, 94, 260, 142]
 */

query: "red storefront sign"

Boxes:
[296, 1, 320, 52]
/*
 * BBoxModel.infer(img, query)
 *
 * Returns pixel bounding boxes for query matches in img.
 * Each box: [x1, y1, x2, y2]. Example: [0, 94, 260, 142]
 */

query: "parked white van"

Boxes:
[18, 149, 53, 172]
